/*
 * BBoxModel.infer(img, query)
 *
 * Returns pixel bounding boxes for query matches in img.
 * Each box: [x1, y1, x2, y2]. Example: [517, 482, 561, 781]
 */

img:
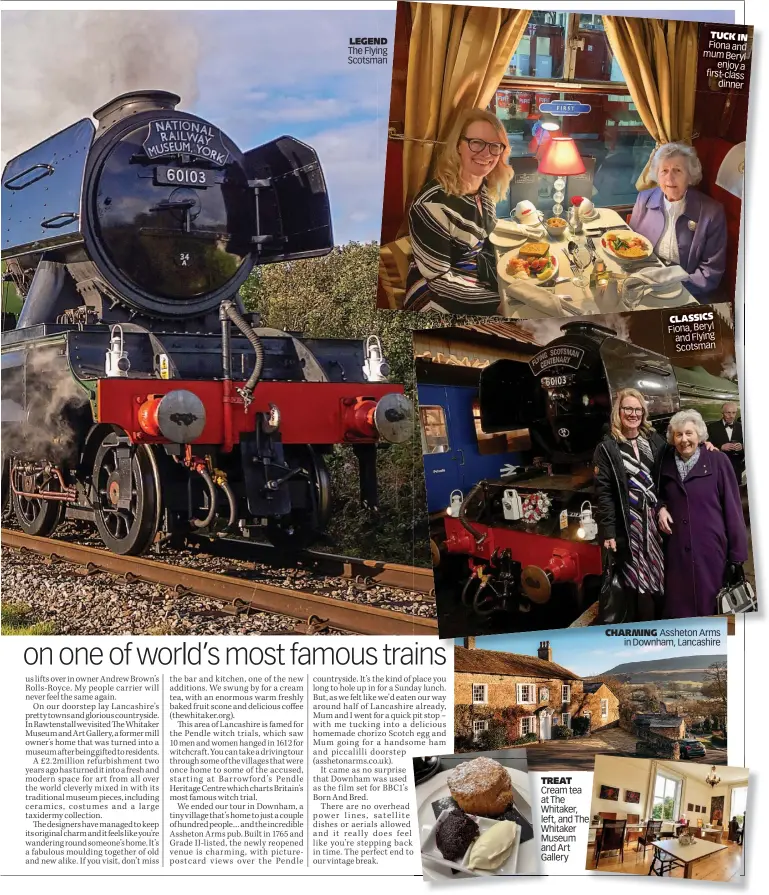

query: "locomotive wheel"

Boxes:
[266, 447, 331, 549]
[92, 433, 160, 556]
[11, 468, 64, 537]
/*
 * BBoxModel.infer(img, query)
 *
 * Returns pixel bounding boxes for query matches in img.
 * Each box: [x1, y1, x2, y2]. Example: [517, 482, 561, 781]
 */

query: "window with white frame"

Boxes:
[730, 785, 748, 825]
[473, 719, 489, 741]
[561, 684, 571, 704]
[520, 716, 537, 736]
[472, 684, 488, 705]
[539, 686, 549, 703]
[651, 771, 683, 821]
[561, 713, 571, 728]
[601, 698, 609, 719]
[516, 683, 536, 704]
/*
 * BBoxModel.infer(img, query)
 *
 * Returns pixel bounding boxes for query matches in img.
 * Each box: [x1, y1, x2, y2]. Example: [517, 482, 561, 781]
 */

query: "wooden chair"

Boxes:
[637, 820, 663, 856]
[649, 847, 685, 877]
[626, 814, 641, 846]
[594, 819, 627, 867]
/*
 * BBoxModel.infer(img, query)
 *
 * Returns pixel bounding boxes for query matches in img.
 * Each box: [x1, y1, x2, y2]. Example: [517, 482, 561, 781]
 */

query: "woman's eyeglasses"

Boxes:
[461, 136, 506, 157]
[620, 407, 644, 416]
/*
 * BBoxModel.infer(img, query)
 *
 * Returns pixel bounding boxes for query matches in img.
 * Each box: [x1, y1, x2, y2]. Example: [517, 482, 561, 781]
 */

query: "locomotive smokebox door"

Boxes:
[244, 136, 333, 263]
[81, 92, 258, 318]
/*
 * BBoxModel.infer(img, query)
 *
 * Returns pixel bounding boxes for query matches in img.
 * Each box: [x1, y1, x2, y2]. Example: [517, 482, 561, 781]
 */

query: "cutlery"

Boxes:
[536, 276, 570, 288]
[584, 225, 632, 235]
[559, 299, 582, 316]
[585, 237, 598, 265]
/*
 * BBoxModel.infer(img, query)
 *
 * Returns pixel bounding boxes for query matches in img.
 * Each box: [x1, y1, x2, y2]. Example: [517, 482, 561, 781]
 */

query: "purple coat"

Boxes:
[657, 448, 748, 618]
[629, 187, 727, 300]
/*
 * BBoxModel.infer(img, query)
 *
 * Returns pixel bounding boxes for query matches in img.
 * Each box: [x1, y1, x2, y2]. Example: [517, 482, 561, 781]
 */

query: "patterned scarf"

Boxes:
[675, 446, 701, 481]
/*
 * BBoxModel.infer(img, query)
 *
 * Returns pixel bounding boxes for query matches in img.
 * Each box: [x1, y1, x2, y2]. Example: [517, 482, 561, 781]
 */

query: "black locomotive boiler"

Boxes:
[1, 91, 412, 554]
[441, 319, 738, 625]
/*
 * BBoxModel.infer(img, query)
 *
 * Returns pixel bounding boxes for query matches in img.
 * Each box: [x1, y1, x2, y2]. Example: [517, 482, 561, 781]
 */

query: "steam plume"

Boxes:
[1, 10, 200, 165]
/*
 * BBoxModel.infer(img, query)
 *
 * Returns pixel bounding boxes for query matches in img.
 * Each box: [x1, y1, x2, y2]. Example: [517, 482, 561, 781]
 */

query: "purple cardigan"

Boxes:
[629, 187, 727, 300]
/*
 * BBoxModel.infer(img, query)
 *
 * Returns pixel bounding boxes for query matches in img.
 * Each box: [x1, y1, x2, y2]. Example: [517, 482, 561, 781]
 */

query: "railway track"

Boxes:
[182, 533, 436, 596]
[1, 528, 439, 637]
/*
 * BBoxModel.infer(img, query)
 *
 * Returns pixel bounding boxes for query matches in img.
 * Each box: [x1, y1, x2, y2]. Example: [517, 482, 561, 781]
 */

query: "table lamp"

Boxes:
[537, 136, 586, 216]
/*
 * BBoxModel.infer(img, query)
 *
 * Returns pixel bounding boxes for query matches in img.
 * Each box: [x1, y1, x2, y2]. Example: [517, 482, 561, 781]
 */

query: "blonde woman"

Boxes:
[592, 389, 666, 620]
[404, 108, 514, 315]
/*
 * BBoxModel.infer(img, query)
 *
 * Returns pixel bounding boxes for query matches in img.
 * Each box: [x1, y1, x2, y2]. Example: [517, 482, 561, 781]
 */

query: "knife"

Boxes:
[585, 225, 631, 235]
[536, 277, 570, 288]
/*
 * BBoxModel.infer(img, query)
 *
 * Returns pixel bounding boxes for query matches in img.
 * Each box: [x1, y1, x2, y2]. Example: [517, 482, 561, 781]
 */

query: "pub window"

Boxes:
[472, 683, 488, 705]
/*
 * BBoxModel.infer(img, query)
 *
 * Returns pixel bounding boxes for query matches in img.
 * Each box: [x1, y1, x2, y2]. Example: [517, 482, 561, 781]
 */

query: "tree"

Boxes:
[701, 662, 727, 734]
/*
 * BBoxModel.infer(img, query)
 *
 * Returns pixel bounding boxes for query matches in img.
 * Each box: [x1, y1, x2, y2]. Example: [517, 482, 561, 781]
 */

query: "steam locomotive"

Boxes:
[437, 319, 738, 626]
[1, 90, 412, 555]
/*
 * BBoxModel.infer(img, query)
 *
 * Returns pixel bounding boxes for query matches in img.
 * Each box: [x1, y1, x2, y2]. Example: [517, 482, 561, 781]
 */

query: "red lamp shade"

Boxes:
[537, 137, 586, 176]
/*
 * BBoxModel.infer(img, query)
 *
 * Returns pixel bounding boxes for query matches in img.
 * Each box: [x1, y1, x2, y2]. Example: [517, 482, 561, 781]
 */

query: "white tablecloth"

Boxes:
[495, 207, 699, 319]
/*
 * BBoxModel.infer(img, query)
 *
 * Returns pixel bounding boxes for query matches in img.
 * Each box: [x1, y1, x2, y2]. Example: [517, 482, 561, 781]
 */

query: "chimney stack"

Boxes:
[537, 640, 552, 662]
[464, 636, 476, 650]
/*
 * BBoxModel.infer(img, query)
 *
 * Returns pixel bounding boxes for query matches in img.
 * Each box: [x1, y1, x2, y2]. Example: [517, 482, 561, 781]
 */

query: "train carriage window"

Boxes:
[419, 405, 450, 454]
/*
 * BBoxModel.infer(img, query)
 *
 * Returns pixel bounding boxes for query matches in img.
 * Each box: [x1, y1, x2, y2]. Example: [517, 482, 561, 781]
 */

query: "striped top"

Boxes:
[405, 179, 500, 315]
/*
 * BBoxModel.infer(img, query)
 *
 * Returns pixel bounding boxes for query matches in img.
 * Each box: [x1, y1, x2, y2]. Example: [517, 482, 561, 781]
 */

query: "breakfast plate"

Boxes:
[601, 229, 654, 263]
[497, 245, 559, 286]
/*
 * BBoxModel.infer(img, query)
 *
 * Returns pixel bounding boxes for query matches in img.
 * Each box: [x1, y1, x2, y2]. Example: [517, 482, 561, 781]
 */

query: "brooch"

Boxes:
[688, 220, 697, 231]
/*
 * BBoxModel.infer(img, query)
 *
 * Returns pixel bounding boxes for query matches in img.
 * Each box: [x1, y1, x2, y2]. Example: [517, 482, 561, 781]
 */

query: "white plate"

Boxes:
[490, 230, 528, 249]
[643, 281, 684, 300]
[421, 810, 521, 878]
[579, 208, 600, 221]
[417, 765, 537, 880]
[497, 246, 559, 286]
[601, 229, 654, 264]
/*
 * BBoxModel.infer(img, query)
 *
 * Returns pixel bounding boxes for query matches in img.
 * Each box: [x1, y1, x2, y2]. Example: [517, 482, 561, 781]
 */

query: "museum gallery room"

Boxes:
[587, 756, 747, 880]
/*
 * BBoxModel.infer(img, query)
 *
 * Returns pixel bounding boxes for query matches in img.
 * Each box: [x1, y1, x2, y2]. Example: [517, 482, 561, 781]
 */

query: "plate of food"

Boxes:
[497, 241, 558, 286]
[601, 229, 653, 263]
[417, 756, 536, 880]
[421, 809, 521, 877]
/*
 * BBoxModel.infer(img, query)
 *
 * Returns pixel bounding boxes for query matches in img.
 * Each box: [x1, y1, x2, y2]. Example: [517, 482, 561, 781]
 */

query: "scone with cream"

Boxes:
[447, 757, 513, 816]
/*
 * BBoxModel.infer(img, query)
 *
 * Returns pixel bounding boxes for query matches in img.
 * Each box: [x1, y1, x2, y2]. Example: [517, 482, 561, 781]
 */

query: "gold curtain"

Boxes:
[602, 16, 698, 189]
[401, 2, 531, 225]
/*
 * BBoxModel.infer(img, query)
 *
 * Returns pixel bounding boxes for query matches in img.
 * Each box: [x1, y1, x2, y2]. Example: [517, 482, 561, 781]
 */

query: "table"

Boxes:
[652, 837, 727, 878]
[494, 207, 699, 319]
[702, 827, 724, 843]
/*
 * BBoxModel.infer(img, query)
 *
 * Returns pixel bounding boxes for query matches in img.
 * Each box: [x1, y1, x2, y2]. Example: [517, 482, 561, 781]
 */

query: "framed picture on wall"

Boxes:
[625, 790, 641, 804]
[688, 803, 694, 811]
[599, 785, 620, 801]
[695, 805, 701, 813]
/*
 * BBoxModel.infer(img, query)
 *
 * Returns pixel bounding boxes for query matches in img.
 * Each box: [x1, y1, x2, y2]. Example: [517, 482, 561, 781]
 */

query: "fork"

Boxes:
[585, 237, 598, 265]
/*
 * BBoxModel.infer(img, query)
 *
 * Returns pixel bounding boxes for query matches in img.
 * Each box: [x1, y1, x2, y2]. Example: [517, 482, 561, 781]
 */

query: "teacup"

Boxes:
[514, 200, 538, 223]
[579, 198, 595, 218]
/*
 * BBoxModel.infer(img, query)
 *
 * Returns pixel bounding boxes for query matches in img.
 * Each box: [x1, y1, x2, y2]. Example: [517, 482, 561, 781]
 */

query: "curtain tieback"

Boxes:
[388, 127, 445, 146]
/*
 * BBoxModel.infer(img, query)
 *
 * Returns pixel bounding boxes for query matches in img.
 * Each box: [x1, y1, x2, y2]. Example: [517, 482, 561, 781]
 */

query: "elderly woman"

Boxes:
[593, 389, 666, 621]
[657, 409, 748, 618]
[404, 108, 513, 315]
[629, 143, 727, 300]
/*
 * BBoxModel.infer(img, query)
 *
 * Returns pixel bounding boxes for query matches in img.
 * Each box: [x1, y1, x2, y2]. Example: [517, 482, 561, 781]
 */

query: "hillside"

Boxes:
[595, 654, 727, 684]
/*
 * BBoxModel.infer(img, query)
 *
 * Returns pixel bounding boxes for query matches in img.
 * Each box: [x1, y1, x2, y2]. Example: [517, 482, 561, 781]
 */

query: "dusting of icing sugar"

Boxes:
[447, 757, 509, 796]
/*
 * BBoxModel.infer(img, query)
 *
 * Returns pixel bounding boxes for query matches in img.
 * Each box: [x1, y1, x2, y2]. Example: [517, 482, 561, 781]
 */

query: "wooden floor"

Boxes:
[585, 837, 744, 882]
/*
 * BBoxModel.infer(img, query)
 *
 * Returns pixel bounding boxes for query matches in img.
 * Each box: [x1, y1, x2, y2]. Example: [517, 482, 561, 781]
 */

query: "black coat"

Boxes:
[707, 418, 745, 480]
[592, 430, 667, 558]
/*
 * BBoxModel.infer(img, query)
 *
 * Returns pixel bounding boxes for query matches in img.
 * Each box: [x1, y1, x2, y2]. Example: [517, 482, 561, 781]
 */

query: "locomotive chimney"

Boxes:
[93, 90, 181, 136]
[537, 640, 552, 662]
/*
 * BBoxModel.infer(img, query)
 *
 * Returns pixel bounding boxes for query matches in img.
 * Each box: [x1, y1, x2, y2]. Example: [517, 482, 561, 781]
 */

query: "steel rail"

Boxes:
[183, 533, 436, 596]
[1, 529, 438, 636]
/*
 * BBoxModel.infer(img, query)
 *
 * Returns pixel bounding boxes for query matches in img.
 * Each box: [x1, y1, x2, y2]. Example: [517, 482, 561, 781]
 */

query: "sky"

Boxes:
[456, 618, 728, 678]
[1, 8, 394, 245]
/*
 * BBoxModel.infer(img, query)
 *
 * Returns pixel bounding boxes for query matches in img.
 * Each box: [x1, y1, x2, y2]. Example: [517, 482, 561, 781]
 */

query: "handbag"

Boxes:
[598, 548, 637, 624]
[717, 563, 756, 613]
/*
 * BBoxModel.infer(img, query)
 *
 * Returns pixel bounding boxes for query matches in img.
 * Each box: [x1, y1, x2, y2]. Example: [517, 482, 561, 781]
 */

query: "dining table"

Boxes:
[493, 207, 700, 319]
[651, 837, 727, 878]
